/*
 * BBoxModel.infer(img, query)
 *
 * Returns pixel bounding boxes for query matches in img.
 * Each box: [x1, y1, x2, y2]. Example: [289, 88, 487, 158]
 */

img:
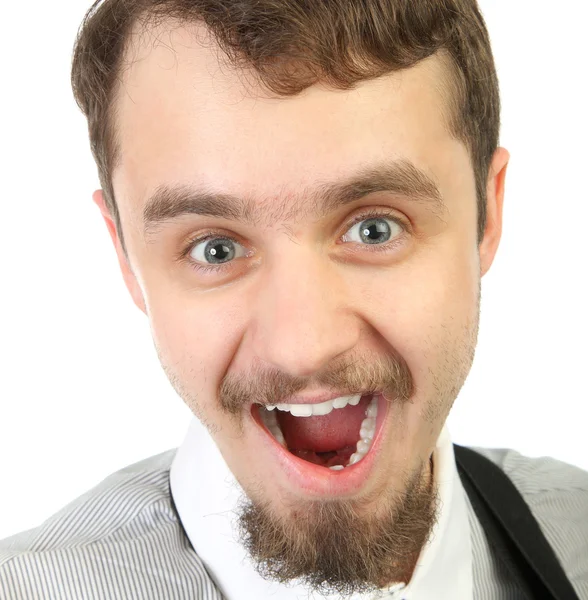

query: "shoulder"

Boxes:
[468, 445, 588, 594]
[470, 446, 588, 495]
[1, 449, 177, 556]
[0, 449, 213, 599]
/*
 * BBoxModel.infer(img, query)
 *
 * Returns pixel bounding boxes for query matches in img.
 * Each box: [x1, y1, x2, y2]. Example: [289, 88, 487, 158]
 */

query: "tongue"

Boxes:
[277, 395, 370, 453]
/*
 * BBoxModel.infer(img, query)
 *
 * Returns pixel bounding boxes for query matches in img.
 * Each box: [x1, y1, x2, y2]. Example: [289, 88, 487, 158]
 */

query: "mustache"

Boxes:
[219, 351, 414, 416]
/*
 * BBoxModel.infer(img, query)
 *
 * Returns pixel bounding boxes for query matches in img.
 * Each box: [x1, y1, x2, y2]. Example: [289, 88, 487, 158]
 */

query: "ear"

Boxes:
[479, 147, 510, 277]
[92, 190, 147, 314]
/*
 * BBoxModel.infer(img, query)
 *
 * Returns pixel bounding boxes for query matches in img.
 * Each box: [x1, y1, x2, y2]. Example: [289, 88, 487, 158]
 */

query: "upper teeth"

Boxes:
[264, 394, 362, 417]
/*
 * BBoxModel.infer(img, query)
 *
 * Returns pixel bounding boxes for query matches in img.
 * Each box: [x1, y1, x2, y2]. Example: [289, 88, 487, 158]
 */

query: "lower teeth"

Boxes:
[260, 395, 379, 470]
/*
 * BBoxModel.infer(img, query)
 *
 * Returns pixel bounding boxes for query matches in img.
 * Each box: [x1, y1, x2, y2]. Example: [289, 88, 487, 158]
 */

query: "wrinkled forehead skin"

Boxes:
[110, 19, 477, 276]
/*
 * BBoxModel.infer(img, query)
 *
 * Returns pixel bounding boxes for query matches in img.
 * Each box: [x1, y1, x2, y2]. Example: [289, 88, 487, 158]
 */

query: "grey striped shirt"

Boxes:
[1, 445, 587, 599]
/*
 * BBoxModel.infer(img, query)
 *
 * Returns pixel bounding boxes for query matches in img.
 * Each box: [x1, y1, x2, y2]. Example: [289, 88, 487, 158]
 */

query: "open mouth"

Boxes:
[251, 393, 386, 472]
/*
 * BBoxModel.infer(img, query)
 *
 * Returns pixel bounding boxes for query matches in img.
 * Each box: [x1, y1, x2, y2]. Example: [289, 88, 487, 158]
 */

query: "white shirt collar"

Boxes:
[170, 417, 472, 599]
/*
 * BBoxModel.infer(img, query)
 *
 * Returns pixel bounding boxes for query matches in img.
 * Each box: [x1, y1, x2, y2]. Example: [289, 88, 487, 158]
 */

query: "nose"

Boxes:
[249, 249, 361, 378]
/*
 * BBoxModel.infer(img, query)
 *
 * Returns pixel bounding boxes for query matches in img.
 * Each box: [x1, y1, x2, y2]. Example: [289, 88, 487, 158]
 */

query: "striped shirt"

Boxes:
[1, 430, 587, 599]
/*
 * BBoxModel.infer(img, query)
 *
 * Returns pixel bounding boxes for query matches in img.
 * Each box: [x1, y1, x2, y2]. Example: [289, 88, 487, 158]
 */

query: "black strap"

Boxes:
[454, 444, 580, 600]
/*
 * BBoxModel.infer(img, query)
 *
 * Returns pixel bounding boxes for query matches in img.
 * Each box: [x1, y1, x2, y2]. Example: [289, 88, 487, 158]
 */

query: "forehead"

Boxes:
[112, 21, 464, 223]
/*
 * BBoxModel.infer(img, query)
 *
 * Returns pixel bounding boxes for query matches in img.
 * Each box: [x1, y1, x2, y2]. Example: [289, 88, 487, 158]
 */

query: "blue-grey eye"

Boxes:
[343, 217, 401, 245]
[190, 237, 246, 265]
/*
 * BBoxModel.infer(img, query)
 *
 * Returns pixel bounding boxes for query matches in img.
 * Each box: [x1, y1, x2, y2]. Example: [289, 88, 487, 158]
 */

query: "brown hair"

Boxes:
[71, 0, 500, 254]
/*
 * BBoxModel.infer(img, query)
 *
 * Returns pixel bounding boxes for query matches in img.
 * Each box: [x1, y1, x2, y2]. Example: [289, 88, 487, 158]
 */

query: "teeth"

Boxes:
[348, 395, 361, 406]
[356, 439, 372, 454]
[366, 401, 378, 418]
[345, 396, 380, 468]
[271, 426, 286, 447]
[332, 395, 358, 409]
[359, 417, 376, 439]
[311, 401, 335, 416]
[329, 465, 345, 471]
[289, 404, 313, 417]
[269, 394, 362, 416]
[259, 405, 287, 448]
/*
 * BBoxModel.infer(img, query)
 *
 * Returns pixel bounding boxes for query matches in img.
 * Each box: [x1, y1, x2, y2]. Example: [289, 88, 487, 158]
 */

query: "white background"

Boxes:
[0, 0, 586, 541]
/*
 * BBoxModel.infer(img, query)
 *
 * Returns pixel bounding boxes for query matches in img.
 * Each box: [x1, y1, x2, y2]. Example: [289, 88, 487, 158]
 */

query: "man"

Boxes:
[1, 0, 586, 598]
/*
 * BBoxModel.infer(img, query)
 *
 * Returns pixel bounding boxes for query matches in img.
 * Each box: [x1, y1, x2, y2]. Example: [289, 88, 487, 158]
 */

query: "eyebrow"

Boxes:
[142, 159, 446, 240]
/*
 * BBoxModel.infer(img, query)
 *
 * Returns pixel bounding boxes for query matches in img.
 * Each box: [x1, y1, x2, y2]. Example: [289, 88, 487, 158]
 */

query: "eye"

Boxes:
[341, 214, 404, 246]
[183, 211, 407, 274]
[189, 236, 247, 268]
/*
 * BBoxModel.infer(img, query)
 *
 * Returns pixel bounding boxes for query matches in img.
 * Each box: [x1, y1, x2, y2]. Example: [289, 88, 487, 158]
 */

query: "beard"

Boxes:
[235, 453, 439, 597]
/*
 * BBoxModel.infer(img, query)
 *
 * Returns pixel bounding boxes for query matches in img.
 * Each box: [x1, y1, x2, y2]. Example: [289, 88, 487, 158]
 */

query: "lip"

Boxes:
[250, 393, 390, 497]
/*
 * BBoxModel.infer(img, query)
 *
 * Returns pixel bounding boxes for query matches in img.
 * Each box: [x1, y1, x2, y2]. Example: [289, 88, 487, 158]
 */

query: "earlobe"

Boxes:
[92, 190, 147, 315]
[479, 147, 510, 277]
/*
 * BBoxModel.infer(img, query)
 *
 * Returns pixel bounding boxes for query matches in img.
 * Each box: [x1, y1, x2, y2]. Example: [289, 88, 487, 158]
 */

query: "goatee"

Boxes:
[236, 456, 439, 597]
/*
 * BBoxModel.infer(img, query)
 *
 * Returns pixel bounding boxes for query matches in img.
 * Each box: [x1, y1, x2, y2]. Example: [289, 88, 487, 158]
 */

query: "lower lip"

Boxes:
[250, 394, 391, 497]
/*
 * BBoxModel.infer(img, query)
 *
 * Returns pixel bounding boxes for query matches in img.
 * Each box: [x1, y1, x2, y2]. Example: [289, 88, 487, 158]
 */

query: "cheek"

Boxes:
[361, 244, 479, 387]
[146, 289, 247, 396]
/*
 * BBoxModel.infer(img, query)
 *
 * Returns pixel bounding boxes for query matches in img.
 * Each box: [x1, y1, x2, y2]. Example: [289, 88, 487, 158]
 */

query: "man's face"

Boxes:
[104, 21, 505, 594]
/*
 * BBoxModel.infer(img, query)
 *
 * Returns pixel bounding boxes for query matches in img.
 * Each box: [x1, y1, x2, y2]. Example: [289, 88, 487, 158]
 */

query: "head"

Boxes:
[72, 0, 508, 595]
